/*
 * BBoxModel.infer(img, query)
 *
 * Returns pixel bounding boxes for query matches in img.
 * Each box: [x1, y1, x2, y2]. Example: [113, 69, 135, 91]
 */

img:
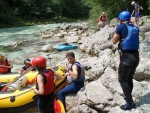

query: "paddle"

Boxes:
[46, 53, 66, 67]
[1, 66, 34, 92]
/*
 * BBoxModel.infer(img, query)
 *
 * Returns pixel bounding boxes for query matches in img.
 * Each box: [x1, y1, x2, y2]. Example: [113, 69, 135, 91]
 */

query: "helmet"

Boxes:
[118, 11, 131, 21]
[102, 12, 105, 15]
[131, 1, 135, 5]
[32, 56, 46, 68]
[24, 59, 31, 64]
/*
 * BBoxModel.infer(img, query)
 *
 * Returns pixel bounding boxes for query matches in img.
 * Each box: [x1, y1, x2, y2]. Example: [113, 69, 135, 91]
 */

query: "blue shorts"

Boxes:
[135, 13, 140, 18]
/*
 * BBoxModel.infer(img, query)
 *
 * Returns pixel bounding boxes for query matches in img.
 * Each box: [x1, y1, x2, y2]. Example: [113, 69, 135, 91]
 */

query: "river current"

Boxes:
[0, 23, 88, 113]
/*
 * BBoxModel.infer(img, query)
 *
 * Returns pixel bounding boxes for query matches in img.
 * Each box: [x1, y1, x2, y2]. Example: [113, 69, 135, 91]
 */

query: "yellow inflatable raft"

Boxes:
[0, 65, 66, 113]
[0, 71, 38, 83]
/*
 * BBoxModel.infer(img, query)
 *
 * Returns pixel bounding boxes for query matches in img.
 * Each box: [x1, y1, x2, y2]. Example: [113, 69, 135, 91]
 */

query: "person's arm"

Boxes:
[67, 65, 78, 80]
[131, 10, 134, 17]
[99, 16, 102, 21]
[25, 61, 32, 65]
[19, 68, 24, 75]
[138, 5, 140, 13]
[52, 69, 62, 82]
[111, 33, 120, 45]
[5, 60, 13, 69]
[34, 74, 44, 95]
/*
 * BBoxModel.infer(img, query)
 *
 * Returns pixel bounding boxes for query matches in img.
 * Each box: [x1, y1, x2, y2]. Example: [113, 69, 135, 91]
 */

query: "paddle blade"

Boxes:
[54, 99, 61, 113]
[54, 99, 65, 113]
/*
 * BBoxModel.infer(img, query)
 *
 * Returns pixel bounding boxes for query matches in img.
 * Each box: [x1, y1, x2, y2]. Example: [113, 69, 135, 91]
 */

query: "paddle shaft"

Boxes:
[1, 66, 34, 91]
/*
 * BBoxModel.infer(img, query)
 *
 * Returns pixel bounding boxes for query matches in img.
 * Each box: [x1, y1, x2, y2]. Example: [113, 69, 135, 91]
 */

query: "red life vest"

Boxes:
[0, 61, 9, 74]
[40, 69, 54, 95]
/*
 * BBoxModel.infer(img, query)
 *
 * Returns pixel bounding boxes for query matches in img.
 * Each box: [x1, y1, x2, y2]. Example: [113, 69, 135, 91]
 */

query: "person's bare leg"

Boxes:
[135, 18, 139, 27]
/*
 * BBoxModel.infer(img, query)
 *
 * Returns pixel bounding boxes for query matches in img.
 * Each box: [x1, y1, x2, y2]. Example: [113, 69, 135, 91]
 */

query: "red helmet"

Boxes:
[32, 56, 46, 68]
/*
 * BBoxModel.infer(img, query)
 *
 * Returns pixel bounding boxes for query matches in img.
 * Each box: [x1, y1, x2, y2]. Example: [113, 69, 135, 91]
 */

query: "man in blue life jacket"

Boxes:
[57, 52, 85, 110]
[111, 11, 139, 110]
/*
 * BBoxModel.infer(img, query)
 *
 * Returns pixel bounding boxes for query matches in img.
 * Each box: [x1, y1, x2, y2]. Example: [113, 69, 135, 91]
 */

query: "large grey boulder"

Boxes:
[80, 25, 115, 56]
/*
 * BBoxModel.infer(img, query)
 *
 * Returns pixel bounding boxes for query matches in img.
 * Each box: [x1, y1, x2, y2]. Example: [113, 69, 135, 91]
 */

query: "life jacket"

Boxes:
[36, 69, 54, 95]
[121, 23, 139, 50]
[0, 59, 9, 74]
[71, 62, 85, 82]
[0, 68, 8, 74]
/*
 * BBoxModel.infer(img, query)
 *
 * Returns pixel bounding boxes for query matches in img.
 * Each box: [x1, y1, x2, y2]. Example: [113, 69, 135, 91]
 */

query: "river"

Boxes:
[0, 23, 86, 71]
[0, 23, 88, 113]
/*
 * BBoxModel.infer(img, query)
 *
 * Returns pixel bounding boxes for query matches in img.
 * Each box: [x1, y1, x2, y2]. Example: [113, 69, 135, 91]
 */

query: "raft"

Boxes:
[0, 65, 66, 113]
[0, 70, 38, 83]
[54, 43, 78, 51]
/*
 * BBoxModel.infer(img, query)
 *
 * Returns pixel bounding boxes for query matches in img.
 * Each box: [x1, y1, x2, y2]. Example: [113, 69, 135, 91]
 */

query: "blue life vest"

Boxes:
[71, 62, 85, 82]
[121, 24, 139, 50]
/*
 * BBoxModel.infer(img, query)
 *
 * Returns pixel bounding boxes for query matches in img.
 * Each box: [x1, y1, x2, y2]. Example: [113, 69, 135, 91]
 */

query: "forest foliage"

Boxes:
[0, 0, 149, 26]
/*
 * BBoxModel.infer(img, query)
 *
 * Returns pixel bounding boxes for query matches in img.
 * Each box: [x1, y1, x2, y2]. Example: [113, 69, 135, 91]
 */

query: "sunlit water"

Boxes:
[0, 23, 88, 113]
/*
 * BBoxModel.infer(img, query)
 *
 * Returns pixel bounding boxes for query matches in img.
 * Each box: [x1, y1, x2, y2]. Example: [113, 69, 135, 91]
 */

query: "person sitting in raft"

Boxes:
[19, 59, 32, 74]
[0, 54, 13, 74]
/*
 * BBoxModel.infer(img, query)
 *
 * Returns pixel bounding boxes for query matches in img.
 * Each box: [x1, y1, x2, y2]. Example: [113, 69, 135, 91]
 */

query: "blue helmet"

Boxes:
[118, 11, 131, 21]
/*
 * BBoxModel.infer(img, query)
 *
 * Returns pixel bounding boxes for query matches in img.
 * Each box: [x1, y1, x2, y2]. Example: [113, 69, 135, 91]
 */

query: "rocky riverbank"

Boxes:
[4, 16, 150, 113]
[37, 16, 150, 113]
[63, 16, 150, 113]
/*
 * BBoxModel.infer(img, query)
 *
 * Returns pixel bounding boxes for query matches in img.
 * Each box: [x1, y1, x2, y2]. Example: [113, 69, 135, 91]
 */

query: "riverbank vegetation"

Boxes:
[0, 0, 150, 27]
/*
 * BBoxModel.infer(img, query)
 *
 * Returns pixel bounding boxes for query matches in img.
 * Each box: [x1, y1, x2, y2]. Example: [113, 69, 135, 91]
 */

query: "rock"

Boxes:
[139, 25, 150, 33]
[66, 94, 79, 111]
[110, 18, 119, 27]
[65, 36, 80, 43]
[41, 44, 54, 52]
[80, 26, 115, 56]
[68, 104, 98, 113]
[78, 79, 113, 112]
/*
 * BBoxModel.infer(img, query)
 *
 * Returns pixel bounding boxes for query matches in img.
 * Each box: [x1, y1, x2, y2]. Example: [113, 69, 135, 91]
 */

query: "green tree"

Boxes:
[83, 0, 150, 26]
[52, 0, 89, 18]
[0, 0, 16, 25]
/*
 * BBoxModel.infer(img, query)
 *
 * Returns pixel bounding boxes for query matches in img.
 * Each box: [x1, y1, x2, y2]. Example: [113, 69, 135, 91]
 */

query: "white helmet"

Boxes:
[131, 1, 135, 5]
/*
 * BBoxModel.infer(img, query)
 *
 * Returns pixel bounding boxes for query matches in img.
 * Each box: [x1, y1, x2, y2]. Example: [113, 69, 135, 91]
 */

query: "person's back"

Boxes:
[32, 56, 61, 113]
[112, 11, 139, 110]
[39, 69, 54, 95]
[121, 23, 139, 50]
[73, 62, 85, 82]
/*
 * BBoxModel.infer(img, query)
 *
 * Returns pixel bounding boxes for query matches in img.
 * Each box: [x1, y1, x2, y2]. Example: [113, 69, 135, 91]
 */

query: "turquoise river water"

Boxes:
[0, 23, 87, 113]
